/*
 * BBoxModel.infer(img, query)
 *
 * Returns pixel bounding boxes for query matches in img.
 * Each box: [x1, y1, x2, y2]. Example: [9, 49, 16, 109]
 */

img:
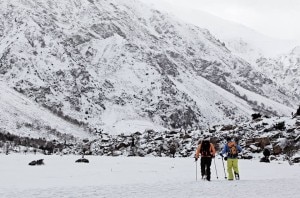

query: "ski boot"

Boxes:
[234, 172, 240, 180]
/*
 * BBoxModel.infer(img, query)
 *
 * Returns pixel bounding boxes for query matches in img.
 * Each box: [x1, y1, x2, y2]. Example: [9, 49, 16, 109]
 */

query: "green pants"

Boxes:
[227, 158, 239, 180]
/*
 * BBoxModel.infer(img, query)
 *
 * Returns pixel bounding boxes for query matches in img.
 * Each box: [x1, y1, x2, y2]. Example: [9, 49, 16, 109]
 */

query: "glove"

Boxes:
[220, 153, 223, 158]
[224, 157, 227, 161]
[194, 157, 198, 161]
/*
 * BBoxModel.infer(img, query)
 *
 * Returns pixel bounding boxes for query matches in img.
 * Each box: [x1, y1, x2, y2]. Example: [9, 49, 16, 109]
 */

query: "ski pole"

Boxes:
[221, 157, 227, 179]
[213, 158, 218, 179]
[195, 160, 198, 181]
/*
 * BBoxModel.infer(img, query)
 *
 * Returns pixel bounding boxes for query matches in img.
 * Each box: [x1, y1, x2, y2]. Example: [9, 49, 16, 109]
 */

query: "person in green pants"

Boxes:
[220, 137, 242, 180]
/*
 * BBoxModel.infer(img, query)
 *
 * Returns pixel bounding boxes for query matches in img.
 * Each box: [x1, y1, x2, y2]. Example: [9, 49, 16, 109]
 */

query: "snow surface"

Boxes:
[0, 154, 299, 198]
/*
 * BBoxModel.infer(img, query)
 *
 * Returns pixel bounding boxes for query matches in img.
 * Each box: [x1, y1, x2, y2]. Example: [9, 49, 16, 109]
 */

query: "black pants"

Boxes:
[201, 157, 212, 180]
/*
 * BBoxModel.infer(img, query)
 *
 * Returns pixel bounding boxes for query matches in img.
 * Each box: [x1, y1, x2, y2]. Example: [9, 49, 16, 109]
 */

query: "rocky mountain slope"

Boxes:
[0, 0, 298, 138]
[256, 46, 300, 99]
[2, 113, 300, 163]
[0, 80, 92, 141]
[141, 0, 300, 108]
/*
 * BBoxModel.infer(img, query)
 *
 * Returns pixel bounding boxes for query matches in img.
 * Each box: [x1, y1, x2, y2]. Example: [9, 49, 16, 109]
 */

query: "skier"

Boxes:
[220, 137, 242, 180]
[194, 137, 216, 181]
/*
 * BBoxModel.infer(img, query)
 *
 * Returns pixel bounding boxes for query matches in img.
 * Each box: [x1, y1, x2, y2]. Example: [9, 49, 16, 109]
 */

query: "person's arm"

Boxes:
[237, 144, 242, 153]
[220, 144, 228, 156]
[195, 144, 201, 159]
[210, 143, 216, 157]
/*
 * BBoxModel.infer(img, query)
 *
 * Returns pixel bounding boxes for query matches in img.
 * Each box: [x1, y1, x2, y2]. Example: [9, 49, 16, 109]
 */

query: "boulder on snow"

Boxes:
[292, 157, 300, 163]
[269, 155, 277, 161]
[260, 156, 270, 163]
[249, 144, 260, 153]
[272, 145, 282, 155]
[116, 142, 129, 150]
[29, 160, 36, 166]
[255, 137, 270, 148]
[29, 159, 44, 166]
[251, 113, 262, 120]
[220, 125, 236, 131]
[75, 158, 89, 163]
[241, 155, 253, 160]
[112, 151, 122, 156]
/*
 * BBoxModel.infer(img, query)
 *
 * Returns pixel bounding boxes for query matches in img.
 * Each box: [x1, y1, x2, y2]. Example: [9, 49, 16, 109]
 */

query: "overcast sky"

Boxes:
[162, 0, 300, 42]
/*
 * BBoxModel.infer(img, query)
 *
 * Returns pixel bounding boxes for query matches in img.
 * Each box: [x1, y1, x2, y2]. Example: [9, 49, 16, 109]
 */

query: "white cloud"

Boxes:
[161, 0, 300, 42]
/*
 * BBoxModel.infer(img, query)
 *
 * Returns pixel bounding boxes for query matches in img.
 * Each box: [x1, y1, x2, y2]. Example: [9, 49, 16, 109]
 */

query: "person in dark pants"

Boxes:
[194, 138, 216, 181]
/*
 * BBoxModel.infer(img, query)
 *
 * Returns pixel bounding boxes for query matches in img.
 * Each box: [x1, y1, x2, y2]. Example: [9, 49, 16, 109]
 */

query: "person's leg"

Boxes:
[232, 159, 239, 179]
[200, 157, 206, 178]
[232, 159, 239, 173]
[206, 158, 212, 181]
[227, 158, 234, 180]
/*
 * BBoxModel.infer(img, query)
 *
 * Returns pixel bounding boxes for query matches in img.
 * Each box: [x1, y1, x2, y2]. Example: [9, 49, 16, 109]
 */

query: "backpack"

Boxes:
[200, 140, 211, 156]
[227, 141, 238, 158]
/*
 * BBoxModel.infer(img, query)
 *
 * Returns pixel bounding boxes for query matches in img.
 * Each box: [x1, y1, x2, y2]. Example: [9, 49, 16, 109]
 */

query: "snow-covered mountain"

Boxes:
[139, 0, 300, 104]
[256, 46, 300, 98]
[0, 0, 297, 137]
[139, 0, 298, 61]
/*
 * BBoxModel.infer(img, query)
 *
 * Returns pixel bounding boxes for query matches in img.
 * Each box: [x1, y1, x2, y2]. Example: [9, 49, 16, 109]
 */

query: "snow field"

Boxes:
[0, 154, 299, 198]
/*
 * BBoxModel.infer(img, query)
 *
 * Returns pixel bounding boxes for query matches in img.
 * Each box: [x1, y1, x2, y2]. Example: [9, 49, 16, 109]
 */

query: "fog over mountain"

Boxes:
[139, 0, 299, 58]
[0, 0, 298, 139]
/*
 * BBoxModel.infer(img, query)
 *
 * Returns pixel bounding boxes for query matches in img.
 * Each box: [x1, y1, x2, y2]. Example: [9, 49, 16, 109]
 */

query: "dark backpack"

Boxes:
[227, 142, 238, 158]
[200, 140, 211, 156]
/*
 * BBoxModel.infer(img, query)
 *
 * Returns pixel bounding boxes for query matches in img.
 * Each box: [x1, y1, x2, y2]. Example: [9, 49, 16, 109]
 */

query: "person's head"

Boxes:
[204, 136, 210, 142]
[226, 136, 232, 142]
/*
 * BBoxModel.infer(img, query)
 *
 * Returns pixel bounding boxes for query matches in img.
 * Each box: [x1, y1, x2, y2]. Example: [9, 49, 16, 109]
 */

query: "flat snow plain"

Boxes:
[0, 154, 299, 198]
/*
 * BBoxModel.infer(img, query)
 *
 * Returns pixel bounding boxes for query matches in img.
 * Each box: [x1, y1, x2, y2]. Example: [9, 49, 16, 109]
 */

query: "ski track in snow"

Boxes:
[0, 154, 299, 198]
